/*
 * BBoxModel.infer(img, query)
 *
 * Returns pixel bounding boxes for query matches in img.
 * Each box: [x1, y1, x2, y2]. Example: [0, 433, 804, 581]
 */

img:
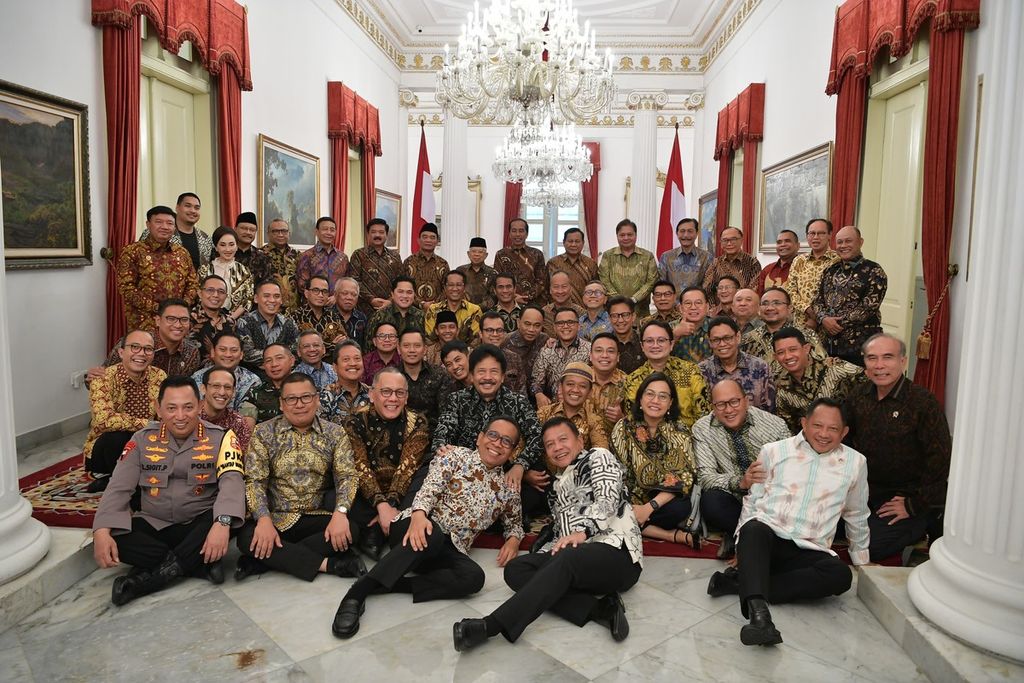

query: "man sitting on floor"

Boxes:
[332, 415, 525, 639]
[707, 398, 869, 646]
[236, 373, 367, 582]
[344, 368, 431, 560]
[199, 365, 253, 452]
[692, 379, 790, 558]
[92, 376, 244, 605]
[452, 417, 643, 651]
[84, 329, 167, 491]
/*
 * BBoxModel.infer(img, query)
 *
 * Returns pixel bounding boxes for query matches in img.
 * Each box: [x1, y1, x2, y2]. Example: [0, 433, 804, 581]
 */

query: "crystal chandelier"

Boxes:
[436, 0, 615, 124]
[522, 179, 581, 208]
[493, 120, 593, 185]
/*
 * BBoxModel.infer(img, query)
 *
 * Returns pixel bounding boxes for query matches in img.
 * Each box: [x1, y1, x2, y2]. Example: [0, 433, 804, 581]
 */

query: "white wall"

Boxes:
[0, 1, 108, 436]
[243, 0, 402, 241]
[697, 0, 840, 263]
[0, 0, 405, 437]
[406, 121, 696, 262]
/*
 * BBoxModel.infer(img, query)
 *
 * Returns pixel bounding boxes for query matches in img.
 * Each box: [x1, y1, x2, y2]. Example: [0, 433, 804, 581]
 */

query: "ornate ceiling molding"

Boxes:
[337, 0, 762, 75]
[398, 88, 419, 107]
[408, 112, 695, 129]
[626, 90, 669, 111]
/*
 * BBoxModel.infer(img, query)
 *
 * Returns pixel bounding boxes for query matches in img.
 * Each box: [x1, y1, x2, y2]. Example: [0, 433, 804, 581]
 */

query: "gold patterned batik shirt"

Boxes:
[784, 250, 839, 316]
[493, 246, 548, 305]
[116, 237, 199, 332]
[84, 365, 166, 463]
[622, 357, 710, 428]
[597, 247, 660, 317]
[701, 252, 762, 303]
[610, 418, 696, 505]
[244, 416, 357, 531]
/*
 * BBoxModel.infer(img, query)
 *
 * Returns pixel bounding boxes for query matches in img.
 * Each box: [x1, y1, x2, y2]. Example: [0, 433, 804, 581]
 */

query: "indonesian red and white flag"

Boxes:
[656, 128, 687, 257]
[411, 124, 435, 253]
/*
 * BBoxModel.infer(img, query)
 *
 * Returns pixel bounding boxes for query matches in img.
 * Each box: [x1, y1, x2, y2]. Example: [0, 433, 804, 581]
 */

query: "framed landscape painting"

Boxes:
[698, 190, 717, 254]
[0, 80, 91, 270]
[257, 134, 319, 247]
[759, 142, 832, 252]
[374, 188, 401, 250]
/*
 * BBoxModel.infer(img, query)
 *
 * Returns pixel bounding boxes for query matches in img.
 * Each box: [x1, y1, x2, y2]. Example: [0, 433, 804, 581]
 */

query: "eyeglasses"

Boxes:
[201, 287, 227, 296]
[680, 300, 704, 308]
[642, 337, 670, 346]
[721, 237, 741, 244]
[583, 288, 605, 296]
[281, 393, 317, 406]
[125, 343, 156, 355]
[554, 320, 579, 328]
[760, 299, 788, 308]
[709, 334, 737, 346]
[162, 316, 190, 326]
[376, 387, 408, 398]
[308, 287, 330, 296]
[652, 290, 675, 298]
[642, 390, 673, 402]
[609, 312, 632, 320]
[712, 397, 744, 411]
[375, 333, 398, 340]
[482, 327, 504, 334]
[484, 430, 517, 449]
[205, 382, 234, 392]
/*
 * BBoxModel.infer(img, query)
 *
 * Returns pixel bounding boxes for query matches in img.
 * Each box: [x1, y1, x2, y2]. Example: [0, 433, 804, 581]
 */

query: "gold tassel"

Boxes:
[916, 330, 932, 360]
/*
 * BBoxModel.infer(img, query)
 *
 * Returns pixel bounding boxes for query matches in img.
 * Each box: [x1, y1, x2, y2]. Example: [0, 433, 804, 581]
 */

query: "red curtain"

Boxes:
[216, 68, 242, 226]
[327, 82, 382, 247]
[100, 23, 141, 349]
[830, 72, 868, 230]
[713, 84, 764, 254]
[911, 24, 967, 406]
[580, 141, 601, 258]
[502, 182, 523, 248]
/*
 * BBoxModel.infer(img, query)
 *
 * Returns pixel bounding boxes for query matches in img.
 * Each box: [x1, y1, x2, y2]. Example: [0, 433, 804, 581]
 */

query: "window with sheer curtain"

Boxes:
[520, 202, 586, 258]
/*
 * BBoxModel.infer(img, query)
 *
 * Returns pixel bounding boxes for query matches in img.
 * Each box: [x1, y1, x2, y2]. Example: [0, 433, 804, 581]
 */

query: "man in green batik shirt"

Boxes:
[598, 219, 659, 317]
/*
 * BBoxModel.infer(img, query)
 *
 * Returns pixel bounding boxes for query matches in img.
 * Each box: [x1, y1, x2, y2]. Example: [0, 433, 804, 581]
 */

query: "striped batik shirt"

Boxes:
[692, 407, 791, 499]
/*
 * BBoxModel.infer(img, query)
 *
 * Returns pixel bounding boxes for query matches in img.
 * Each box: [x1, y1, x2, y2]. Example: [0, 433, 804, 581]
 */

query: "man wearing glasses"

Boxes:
[84, 329, 167, 491]
[91, 299, 201, 380]
[699, 317, 776, 412]
[531, 308, 592, 407]
[579, 280, 613, 341]
[622, 320, 708, 427]
[671, 286, 714, 364]
[343, 368, 431, 560]
[333, 415, 525, 639]
[784, 218, 839, 329]
[607, 297, 645, 375]
[261, 218, 300, 310]
[188, 276, 234, 360]
[741, 288, 826, 367]
[692, 379, 790, 558]
[236, 373, 367, 583]
[642, 280, 683, 328]
[700, 227, 761, 304]
[361, 322, 402, 385]
[292, 275, 347, 358]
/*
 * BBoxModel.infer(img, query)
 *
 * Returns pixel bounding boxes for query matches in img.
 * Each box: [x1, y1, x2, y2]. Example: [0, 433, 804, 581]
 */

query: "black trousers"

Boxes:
[115, 515, 214, 574]
[737, 519, 852, 617]
[699, 489, 742, 535]
[647, 495, 692, 530]
[492, 543, 641, 642]
[363, 516, 485, 603]
[88, 431, 135, 475]
[236, 514, 361, 582]
[867, 498, 931, 562]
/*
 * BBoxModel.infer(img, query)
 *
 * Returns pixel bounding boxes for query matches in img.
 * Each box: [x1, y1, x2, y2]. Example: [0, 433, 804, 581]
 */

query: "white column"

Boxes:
[907, 2, 1024, 663]
[440, 112, 469, 265]
[396, 89, 418, 256]
[0, 158, 51, 585]
[626, 90, 666, 253]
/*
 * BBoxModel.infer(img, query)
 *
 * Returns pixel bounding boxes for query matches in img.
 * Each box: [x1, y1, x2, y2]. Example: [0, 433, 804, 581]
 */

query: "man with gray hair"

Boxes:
[845, 333, 951, 562]
[333, 277, 367, 349]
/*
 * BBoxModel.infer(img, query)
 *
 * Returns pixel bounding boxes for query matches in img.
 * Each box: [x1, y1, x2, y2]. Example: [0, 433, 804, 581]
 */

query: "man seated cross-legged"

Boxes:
[706, 398, 869, 646]
[452, 417, 643, 651]
[332, 415, 525, 639]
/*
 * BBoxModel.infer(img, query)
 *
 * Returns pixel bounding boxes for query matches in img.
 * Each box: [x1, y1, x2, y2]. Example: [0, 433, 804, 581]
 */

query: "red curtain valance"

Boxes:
[825, 0, 980, 95]
[92, 0, 253, 90]
[714, 83, 765, 161]
[327, 82, 383, 157]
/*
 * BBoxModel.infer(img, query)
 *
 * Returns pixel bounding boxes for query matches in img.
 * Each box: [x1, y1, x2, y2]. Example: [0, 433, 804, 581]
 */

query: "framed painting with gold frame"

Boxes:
[257, 134, 320, 247]
[698, 190, 718, 254]
[758, 142, 832, 252]
[374, 188, 402, 249]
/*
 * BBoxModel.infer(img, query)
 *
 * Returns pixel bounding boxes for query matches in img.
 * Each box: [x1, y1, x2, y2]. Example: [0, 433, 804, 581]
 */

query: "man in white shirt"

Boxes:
[707, 397, 869, 646]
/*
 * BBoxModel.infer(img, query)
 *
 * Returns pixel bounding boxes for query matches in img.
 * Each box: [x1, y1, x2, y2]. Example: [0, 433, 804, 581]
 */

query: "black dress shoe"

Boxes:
[110, 552, 183, 606]
[332, 598, 365, 639]
[717, 533, 736, 560]
[740, 598, 783, 646]
[328, 552, 368, 578]
[591, 594, 630, 642]
[706, 567, 739, 597]
[204, 560, 225, 585]
[452, 618, 489, 652]
[360, 526, 386, 560]
[234, 555, 268, 582]
[111, 572, 147, 606]
[86, 475, 110, 493]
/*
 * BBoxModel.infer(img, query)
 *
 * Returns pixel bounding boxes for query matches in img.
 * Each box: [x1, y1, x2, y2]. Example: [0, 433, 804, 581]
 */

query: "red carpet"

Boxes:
[17, 454, 915, 566]
[19, 454, 99, 528]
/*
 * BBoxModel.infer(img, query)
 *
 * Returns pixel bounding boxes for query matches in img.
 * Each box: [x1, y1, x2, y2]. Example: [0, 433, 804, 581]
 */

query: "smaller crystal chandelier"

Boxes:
[492, 120, 592, 186]
[522, 180, 581, 208]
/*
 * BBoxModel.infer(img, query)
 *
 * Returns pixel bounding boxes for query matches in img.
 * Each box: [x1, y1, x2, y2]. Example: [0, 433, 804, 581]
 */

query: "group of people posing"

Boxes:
[87, 193, 951, 649]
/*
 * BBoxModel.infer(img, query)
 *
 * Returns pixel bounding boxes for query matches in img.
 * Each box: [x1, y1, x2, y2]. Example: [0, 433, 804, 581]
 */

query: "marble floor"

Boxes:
[3, 546, 928, 682]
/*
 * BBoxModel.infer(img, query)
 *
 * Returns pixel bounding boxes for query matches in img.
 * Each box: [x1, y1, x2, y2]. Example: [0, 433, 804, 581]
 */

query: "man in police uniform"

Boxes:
[92, 376, 245, 606]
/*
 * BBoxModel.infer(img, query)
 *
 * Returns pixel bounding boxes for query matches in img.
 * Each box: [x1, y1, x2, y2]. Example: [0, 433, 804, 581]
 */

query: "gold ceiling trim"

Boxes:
[408, 113, 696, 128]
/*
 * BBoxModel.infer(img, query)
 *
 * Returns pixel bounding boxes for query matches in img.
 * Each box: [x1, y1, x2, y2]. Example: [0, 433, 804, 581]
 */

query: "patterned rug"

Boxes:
[19, 454, 100, 528]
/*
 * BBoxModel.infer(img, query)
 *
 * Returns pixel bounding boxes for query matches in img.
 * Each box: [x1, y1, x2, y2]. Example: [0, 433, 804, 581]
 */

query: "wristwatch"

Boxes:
[216, 514, 232, 527]
[336, 505, 349, 514]
[648, 499, 661, 511]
